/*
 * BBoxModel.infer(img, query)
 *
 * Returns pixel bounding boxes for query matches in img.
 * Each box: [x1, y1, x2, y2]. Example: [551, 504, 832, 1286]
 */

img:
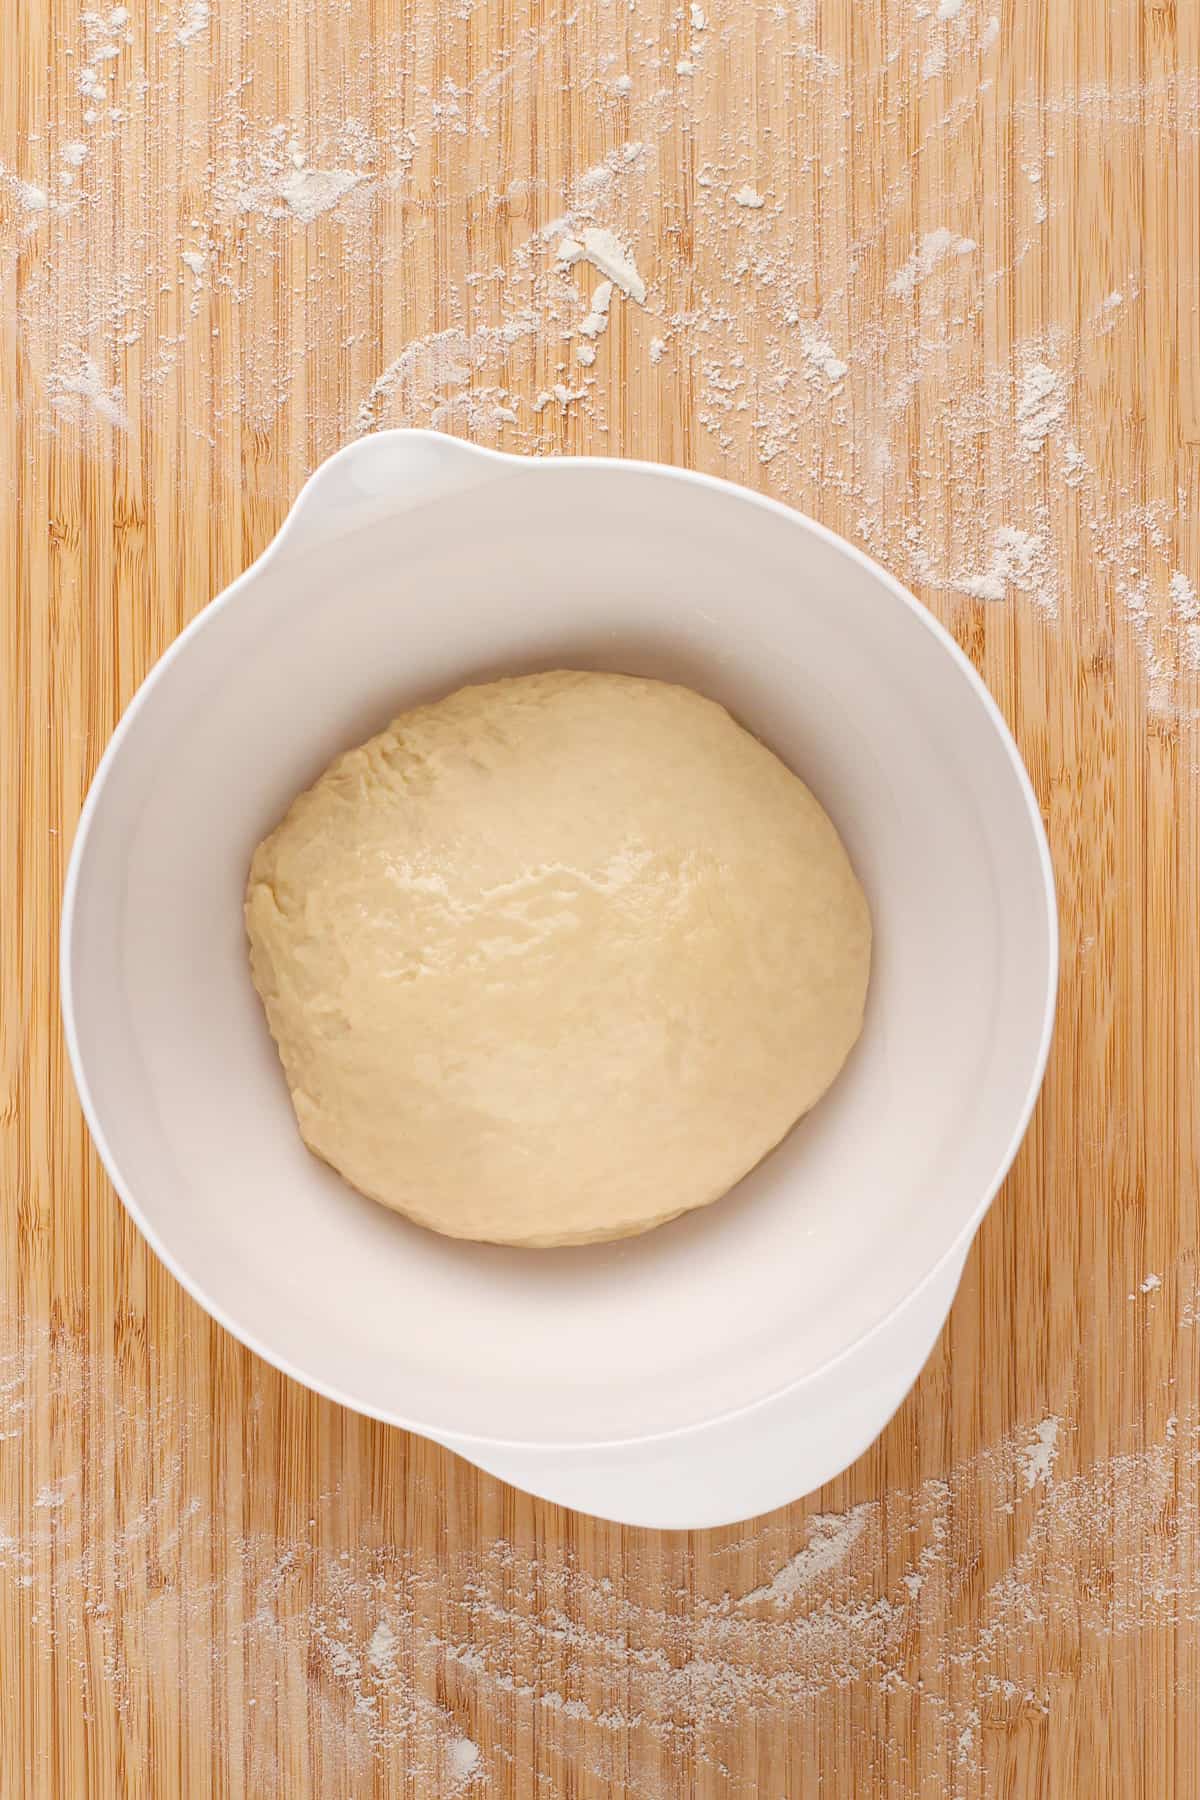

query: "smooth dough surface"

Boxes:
[246, 671, 871, 1246]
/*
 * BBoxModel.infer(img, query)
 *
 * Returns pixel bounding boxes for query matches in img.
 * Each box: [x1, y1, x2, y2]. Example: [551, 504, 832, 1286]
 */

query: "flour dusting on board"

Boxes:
[3, 2, 1198, 1790]
[1, 0, 1194, 725]
[176, 0, 211, 46]
[2, 1311, 1198, 1795]
[1019, 1417, 1060, 1489]
[738, 1504, 874, 1607]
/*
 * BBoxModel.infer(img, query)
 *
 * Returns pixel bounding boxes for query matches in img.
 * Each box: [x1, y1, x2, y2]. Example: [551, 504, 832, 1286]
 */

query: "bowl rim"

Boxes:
[60, 429, 1059, 1455]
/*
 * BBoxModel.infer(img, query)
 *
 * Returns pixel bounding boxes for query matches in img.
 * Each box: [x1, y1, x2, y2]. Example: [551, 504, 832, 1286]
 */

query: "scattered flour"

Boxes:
[233, 166, 364, 224]
[1169, 575, 1200, 671]
[368, 1619, 399, 1672]
[446, 1736, 482, 1789]
[577, 280, 614, 339]
[17, 179, 49, 212]
[739, 1506, 875, 1607]
[796, 322, 848, 383]
[354, 317, 537, 433]
[1020, 1417, 1061, 1490]
[556, 226, 646, 302]
[175, 0, 210, 46]
[1015, 359, 1066, 454]
[1168, 576, 1197, 615]
[955, 526, 1051, 608]
[2, 1323, 1196, 1795]
[47, 351, 129, 429]
[889, 226, 976, 297]
[2, 0, 1192, 1708]
[922, 40, 947, 81]
[0, 0, 1192, 735]
[276, 167, 363, 223]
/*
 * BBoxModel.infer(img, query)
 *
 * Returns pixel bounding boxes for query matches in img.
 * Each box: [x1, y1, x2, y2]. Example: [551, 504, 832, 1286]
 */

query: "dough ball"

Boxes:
[245, 671, 871, 1246]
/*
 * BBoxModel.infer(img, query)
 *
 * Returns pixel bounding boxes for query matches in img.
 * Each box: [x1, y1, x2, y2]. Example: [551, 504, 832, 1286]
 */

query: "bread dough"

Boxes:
[245, 671, 871, 1247]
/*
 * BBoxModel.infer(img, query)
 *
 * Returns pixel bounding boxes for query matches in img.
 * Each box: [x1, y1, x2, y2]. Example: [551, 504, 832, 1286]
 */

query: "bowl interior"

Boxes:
[64, 448, 1055, 1447]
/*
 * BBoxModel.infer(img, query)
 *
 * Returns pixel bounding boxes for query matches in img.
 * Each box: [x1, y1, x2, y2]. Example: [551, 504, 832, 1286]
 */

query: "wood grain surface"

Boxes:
[3, 0, 1199, 1794]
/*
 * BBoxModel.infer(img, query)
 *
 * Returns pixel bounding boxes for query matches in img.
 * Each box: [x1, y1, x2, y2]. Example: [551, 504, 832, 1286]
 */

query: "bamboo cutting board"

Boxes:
[3, 0, 1199, 1793]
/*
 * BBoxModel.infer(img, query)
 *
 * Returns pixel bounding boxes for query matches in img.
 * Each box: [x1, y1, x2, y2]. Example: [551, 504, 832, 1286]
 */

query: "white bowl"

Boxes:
[62, 431, 1057, 1527]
